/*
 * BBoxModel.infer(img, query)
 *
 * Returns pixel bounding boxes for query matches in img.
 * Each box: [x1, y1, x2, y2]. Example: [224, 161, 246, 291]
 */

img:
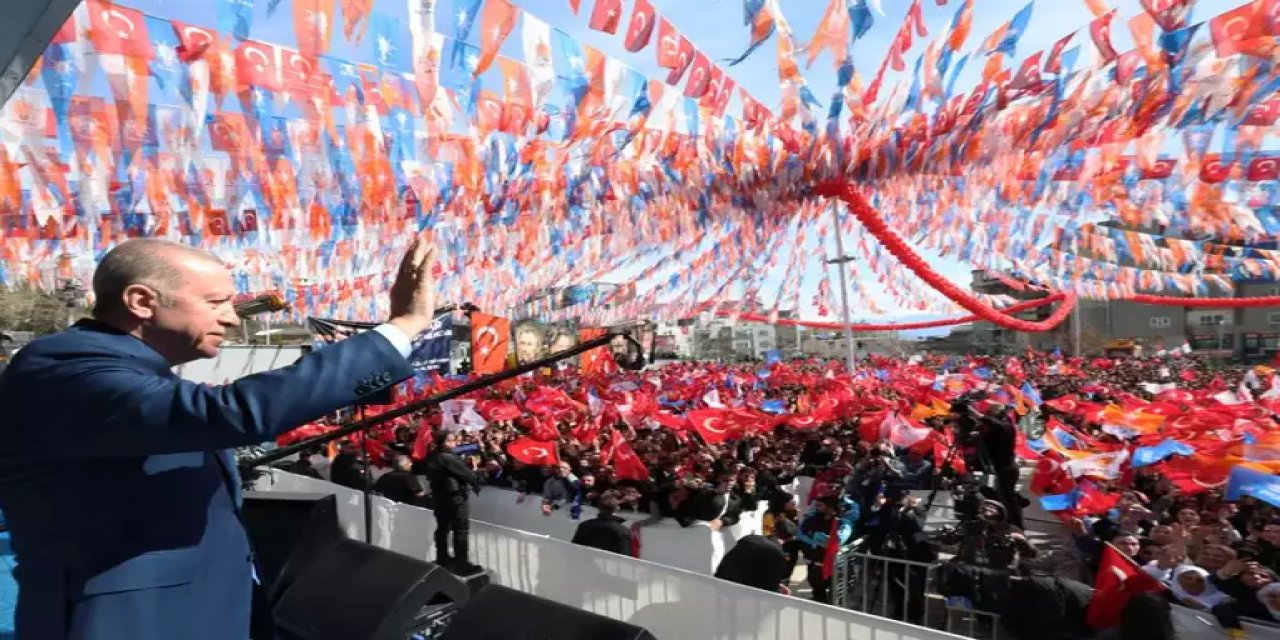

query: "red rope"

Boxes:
[814, 182, 1077, 333]
[720, 294, 1065, 331]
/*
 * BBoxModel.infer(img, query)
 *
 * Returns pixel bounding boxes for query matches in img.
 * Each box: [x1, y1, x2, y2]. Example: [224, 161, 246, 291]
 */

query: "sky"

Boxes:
[112, 0, 1249, 325]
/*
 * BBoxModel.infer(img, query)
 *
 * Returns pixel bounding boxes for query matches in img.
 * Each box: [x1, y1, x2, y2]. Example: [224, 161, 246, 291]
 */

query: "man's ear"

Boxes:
[122, 283, 160, 320]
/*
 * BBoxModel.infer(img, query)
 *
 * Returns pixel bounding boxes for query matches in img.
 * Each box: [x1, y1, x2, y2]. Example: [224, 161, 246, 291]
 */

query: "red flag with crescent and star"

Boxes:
[605, 428, 651, 481]
[507, 436, 560, 466]
[623, 0, 657, 52]
[470, 312, 511, 375]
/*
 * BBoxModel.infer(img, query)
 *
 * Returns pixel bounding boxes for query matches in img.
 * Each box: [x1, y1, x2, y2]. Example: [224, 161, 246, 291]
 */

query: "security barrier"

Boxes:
[832, 547, 1002, 640]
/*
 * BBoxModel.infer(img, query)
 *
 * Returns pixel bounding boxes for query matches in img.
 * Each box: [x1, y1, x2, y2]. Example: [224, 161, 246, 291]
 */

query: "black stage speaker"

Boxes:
[242, 492, 342, 639]
[439, 584, 658, 640]
[273, 538, 471, 640]
[242, 492, 342, 597]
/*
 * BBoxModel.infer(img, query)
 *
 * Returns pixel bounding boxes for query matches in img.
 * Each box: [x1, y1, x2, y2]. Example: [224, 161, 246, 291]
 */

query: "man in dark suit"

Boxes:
[424, 431, 482, 573]
[0, 235, 439, 640]
[571, 493, 635, 557]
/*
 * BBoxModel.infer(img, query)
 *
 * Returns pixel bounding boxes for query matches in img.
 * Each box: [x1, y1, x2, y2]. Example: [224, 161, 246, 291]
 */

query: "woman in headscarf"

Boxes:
[1168, 565, 1233, 610]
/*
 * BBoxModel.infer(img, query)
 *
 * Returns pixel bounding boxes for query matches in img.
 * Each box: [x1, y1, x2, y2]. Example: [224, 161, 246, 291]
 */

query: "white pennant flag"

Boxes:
[521, 14, 555, 109]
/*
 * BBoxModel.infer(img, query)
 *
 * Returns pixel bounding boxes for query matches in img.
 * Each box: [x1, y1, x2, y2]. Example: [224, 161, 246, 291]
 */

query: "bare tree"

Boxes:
[0, 288, 86, 335]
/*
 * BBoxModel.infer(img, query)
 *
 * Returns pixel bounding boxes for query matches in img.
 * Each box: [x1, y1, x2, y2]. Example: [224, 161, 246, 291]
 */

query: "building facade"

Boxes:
[961, 271, 1280, 360]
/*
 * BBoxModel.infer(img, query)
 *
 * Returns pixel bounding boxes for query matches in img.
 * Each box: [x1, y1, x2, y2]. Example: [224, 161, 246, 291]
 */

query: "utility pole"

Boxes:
[827, 202, 858, 372]
[1072, 300, 1082, 358]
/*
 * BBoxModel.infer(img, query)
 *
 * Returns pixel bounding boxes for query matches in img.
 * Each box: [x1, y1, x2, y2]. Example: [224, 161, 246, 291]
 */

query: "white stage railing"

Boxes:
[358, 467, 775, 576]
[255, 470, 965, 640]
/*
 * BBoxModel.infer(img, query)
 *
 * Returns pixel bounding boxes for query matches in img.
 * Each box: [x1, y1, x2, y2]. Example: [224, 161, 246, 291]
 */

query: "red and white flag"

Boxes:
[1086, 543, 1166, 629]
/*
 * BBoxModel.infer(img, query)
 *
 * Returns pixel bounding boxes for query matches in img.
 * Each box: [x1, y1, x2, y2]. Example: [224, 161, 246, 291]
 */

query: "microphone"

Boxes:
[234, 293, 288, 318]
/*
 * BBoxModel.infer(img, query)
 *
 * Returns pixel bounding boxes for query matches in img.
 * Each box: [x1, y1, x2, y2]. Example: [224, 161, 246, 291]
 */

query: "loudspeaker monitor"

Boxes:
[242, 491, 341, 597]
[273, 538, 470, 640]
[439, 584, 657, 640]
[242, 491, 341, 639]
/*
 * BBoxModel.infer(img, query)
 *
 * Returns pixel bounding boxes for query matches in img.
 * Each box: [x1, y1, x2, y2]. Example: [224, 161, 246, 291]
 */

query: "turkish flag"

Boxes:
[1243, 98, 1280, 126]
[1139, 158, 1176, 180]
[624, 0, 657, 52]
[606, 429, 651, 481]
[172, 20, 219, 63]
[1139, 0, 1192, 31]
[278, 48, 323, 100]
[682, 52, 712, 98]
[506, 436, 559, 467]
[237, 209, 260, 234]
[86, 0, 154, 59]
[1199, 154, 1232, 183]
[1085, 543, 1165, 629]
[1247, 155, 1280, 181]
[686, 408, 735, 444]
[206, 209, 231, 236]
[588, 0, 624, 34]
[1208, 3, 1271, 58]
[234, 40, 281, 90]
[1089, 11, 1119, 64]
[470, 312, 511, 374]
[1261, 0, 1280, 35]
[656, 19, 687, 69]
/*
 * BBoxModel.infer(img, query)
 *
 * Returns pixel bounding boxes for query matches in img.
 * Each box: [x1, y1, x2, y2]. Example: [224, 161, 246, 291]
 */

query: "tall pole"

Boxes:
[828, 202, 857, 372]
[1072, 299, 1082, 357]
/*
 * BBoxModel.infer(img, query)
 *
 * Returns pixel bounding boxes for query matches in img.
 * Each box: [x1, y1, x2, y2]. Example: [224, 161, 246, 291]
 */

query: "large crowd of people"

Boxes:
[279, 348, 1280, 637]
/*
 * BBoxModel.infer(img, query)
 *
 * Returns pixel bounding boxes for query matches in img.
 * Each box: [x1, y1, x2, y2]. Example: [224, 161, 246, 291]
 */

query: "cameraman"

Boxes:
[954, 499, 1038, 571]
[865, 486, 936, 624]
[846, 443, 906, 512]
[971, 402, 1025, 529]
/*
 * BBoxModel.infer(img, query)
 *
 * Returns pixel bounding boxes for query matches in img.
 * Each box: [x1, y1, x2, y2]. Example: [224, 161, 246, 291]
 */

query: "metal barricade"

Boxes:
[832, 546, 1002, 640]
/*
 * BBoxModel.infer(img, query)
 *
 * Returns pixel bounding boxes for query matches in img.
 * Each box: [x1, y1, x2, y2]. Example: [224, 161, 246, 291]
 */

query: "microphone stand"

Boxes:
[241, 331, 643, 538]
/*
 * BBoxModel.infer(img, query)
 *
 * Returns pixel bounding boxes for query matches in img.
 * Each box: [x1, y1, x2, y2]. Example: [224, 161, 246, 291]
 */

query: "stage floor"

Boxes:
[1, 531, 14, 638]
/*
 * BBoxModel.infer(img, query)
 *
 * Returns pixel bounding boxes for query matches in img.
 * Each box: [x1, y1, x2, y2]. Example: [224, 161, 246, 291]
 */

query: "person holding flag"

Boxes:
[796, 494, 858, 604]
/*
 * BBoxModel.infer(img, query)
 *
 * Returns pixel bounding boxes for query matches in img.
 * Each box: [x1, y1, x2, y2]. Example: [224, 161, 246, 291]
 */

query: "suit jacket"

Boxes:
[571, 515, 634, 557]
[0, 320, 413, 640]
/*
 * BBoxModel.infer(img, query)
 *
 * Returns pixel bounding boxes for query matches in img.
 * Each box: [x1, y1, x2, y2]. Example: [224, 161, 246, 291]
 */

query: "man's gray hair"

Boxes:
[92, 239, 217, 318]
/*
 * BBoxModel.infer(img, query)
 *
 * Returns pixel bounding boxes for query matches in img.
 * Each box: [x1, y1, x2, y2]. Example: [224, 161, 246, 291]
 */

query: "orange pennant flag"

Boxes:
[473, 0, 518, 76]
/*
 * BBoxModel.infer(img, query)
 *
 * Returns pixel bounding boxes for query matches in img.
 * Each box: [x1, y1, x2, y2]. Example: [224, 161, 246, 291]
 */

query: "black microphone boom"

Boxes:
[241, 329, 642, 471]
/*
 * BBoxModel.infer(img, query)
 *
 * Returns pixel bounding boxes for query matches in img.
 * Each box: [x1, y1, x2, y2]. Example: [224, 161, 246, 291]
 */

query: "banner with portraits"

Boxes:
[308, 315, 453, 375]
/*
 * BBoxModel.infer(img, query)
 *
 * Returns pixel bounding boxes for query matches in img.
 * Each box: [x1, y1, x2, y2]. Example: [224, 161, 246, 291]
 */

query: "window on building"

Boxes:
[1197, 314, 1228, 327]
[1268, 312, 1280, 327]
[1149, 316, 1171, 328]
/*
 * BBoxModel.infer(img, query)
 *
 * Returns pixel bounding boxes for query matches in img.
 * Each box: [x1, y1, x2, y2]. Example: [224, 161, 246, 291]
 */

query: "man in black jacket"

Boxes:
[424, 431, 482, 574]
[571, 493, 634, 556]
[715, 535, 791, 593]
[374, 455, 425, 505]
